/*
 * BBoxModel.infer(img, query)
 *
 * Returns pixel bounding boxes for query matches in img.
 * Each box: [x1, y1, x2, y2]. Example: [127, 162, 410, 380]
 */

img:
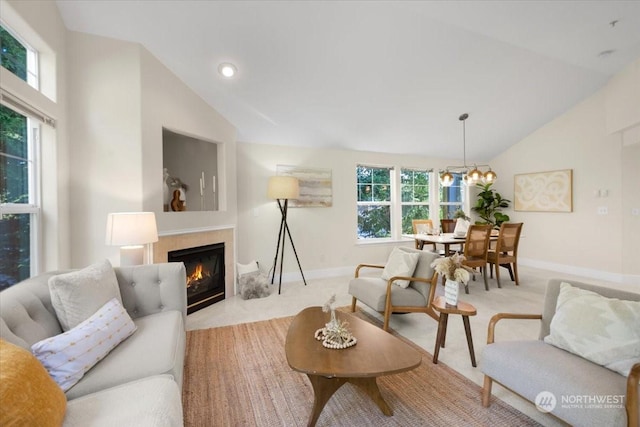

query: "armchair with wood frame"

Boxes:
[482, 278, 640, 427]
[348, 247, 440, 331]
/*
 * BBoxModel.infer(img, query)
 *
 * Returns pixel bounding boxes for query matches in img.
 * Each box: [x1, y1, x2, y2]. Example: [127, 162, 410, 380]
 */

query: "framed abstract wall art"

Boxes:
[276, 165, 333, 207]
[514, 169, 573, 212]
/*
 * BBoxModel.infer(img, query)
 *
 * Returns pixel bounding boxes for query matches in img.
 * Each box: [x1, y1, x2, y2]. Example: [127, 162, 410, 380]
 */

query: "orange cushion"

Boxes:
[0, 339, 66, 426]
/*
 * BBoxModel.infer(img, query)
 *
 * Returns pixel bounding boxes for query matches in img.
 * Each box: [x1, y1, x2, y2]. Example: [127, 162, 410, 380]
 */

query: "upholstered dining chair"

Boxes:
[461, 224, 492, 293]
[349, 247, 440, 331]
[487, 222, 524, 288]
[411, 219, 436, 251]
[440, 218, 462, 254]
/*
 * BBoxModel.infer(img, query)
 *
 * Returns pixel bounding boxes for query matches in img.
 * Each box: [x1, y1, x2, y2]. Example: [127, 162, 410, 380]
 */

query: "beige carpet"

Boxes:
[182, 308, 542, 426]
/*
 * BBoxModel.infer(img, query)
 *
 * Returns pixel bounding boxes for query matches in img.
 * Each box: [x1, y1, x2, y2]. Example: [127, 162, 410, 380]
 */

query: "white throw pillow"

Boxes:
[381, 248, 420, 289]
[544, 282, 640, 376]
[32, 298, 137, 391]
[48, 260, 123, 331]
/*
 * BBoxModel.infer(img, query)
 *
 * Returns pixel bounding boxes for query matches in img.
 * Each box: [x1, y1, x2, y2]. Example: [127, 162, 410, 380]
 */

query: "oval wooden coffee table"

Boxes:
[285, 306, 422, 427]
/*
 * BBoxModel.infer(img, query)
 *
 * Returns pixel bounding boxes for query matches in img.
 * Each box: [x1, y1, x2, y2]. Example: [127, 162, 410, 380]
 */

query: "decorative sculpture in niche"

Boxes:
[170, 189, 186, 212]
[163, 168, 188, 212]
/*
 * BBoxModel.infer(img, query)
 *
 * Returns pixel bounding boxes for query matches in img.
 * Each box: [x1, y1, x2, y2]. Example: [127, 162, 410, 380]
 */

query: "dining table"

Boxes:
[405, 232, 498, 255]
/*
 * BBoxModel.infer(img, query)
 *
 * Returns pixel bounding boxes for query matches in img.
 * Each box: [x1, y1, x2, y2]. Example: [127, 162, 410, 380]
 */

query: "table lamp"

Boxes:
[105, 212, 158, 266]
[267, 176, 307, 294]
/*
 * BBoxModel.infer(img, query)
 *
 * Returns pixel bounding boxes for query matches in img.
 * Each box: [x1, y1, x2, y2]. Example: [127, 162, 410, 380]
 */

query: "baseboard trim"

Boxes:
[273, 265, 356, 284]
[519, 257, 640, 290]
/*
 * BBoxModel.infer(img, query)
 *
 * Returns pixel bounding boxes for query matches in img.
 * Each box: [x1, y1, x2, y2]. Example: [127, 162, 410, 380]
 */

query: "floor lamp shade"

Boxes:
[267, 176, 299, 200]
[105, 212, 158, 266]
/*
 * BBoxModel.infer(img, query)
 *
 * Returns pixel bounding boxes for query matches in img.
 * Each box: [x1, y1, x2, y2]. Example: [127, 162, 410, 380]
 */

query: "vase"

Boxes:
[444, 279, 459, 306]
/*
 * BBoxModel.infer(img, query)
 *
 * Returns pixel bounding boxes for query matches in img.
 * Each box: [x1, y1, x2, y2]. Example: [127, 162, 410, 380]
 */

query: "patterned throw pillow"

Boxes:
[32, 298, 137, 391]
[544, 282, 640, 376]
[48, 259, 123, 331]
[381, 247, 420, 289]
[0, 339, 67, 426]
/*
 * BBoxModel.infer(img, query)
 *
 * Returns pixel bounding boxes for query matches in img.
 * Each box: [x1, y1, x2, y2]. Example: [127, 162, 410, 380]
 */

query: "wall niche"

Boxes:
[162, 128, 219, 212]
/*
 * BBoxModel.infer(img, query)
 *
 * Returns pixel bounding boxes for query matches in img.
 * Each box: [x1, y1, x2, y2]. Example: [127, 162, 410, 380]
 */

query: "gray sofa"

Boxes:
[481, 278, 640, 427]
[0, 262, 187, 426]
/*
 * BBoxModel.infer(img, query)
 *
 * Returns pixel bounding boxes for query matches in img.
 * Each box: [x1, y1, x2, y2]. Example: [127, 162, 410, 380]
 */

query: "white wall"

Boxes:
[67, 32, 143, 267]
[66, 33, 238, 267]
[236, 143, 460, 280]
[139, 48, 237, 231]
[490, 58, 640, 284]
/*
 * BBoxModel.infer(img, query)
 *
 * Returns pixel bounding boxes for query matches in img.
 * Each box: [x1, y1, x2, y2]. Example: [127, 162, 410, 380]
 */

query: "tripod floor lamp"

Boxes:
[267, 176, 307, 294]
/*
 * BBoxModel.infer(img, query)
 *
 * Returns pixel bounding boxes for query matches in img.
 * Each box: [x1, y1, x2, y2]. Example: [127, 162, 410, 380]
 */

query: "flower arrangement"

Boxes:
[314, 294, 357, 349]
[430, 253, 474, 284]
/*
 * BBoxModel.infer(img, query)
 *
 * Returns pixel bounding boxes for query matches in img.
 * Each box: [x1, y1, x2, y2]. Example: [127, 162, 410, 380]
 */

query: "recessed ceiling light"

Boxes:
[218, 63, 237, 78]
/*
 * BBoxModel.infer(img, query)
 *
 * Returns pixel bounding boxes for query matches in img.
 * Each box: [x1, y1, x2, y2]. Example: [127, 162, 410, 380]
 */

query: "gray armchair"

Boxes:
[348, 247, 440, 331]
[482, 278, 640, 427]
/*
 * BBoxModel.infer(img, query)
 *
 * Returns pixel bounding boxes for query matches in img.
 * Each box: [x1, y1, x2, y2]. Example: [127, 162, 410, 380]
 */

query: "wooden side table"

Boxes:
[431, 296, 477, 367]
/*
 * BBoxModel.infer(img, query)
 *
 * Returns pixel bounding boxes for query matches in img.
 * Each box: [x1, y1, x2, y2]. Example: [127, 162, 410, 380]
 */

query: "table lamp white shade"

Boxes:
[105, 212, 158, 266]
[267, 176, 299, 200]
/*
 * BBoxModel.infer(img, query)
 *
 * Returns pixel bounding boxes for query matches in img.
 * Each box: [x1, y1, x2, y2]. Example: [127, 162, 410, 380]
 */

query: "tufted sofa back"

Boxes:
[0, 263, 186, 350]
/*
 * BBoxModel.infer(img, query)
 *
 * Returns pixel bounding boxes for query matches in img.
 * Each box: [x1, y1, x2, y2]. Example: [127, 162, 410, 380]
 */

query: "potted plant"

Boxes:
[472, 182, 511, 228]
[452, 209, 470, 221]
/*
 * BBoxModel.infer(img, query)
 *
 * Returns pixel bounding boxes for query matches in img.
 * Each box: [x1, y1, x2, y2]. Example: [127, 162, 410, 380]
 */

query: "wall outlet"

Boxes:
[597, 206, 608, 215]
[632, 208, 639, 216]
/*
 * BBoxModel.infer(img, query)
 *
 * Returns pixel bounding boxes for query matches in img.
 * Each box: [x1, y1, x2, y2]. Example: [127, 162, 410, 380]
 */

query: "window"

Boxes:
[0, 104, 40, 289]
[356, 165, 392, 239]
[0, 24, 39, 89]
[439, 172, 465, 219]
[400, 168, 431, 234]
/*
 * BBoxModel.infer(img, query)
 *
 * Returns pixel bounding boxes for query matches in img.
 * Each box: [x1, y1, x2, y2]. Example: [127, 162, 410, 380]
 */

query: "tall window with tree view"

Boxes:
[0, 105, 39, 289]
[401, 168, 430, 233]
[357, 165, 392, 239]
[439, 172, 465, 220]
[1, 24, 41, 289]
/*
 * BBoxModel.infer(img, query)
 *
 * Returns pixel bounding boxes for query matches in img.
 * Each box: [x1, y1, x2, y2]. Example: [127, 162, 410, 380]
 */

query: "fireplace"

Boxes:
[168, 243, 225, 314]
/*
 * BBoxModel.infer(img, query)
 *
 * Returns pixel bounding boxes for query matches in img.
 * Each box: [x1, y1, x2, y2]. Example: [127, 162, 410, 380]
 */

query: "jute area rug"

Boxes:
[183, 308, 541, 426]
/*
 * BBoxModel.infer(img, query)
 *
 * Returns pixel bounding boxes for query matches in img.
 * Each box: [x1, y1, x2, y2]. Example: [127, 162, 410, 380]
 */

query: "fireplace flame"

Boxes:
[186, 263, 211, 288]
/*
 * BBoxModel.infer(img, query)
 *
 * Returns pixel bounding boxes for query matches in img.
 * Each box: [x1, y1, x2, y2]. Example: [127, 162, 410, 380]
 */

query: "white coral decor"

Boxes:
[314, 294, 357, 349]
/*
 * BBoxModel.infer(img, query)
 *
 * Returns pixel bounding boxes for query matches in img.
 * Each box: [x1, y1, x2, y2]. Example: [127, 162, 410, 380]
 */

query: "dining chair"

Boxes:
[440, 219, 461, 255]
[487, 222, 524, 288]
[411, 219, 436, 251]
[461, 224, 492, 293]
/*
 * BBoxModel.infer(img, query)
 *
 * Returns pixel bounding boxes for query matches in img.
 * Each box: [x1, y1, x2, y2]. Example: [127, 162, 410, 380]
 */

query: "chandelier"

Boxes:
[440, 113, 497, 187]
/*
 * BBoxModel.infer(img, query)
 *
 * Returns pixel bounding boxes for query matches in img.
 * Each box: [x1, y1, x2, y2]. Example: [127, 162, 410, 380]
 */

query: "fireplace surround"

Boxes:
[153, 227, 235, 313]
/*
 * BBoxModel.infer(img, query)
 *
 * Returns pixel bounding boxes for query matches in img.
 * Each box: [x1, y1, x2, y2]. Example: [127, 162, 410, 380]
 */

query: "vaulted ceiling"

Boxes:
[56, 1, 640, 161]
